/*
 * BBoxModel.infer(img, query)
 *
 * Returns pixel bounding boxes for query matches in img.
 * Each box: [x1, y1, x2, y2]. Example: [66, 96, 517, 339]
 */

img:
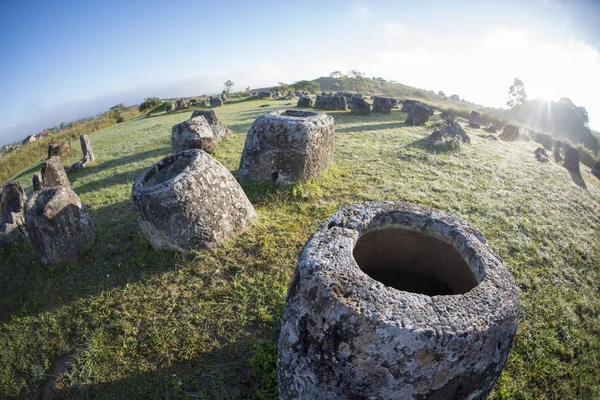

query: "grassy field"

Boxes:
[1, 99, 600, 399]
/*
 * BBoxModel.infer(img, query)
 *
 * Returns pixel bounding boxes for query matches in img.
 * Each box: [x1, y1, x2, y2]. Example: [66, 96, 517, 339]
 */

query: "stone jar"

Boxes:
[25, 186, 96, 266]
[278, 202, 520, 400]
[132, 149, 256, 253]
[171, 116, 217, 154]
[238, 110, 335, 185]
[0, 181, 28, 248]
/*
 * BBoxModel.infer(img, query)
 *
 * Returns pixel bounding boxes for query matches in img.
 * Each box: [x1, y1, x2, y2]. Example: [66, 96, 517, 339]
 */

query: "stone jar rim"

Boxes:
[264, 109, 327, 121]
[133, 149, 202, 197]
[295, 201, 519, 332]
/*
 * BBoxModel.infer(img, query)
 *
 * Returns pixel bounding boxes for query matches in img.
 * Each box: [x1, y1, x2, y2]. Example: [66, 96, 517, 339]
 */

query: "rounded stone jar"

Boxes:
[278, 202, 520, 400]
[25, 186, 96, 266]
[238, 109, 335, 185]
[132, 149, 256, 253]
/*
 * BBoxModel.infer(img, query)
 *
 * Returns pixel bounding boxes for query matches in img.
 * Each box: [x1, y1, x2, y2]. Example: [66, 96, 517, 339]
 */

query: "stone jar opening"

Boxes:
[280, 110, 318, 118]
[142, 151, 194, 187]
[353, 227, 479, 296]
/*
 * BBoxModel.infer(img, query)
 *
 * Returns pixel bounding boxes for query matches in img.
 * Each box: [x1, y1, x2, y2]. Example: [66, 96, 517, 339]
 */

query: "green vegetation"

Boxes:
[138, 97, 161, 114]
[0, 106, 140, 183]
[1, 99, 600, 399]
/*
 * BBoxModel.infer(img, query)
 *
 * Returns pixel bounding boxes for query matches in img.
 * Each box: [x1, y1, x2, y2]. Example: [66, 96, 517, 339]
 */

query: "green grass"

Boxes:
[1, 99, 600, 399]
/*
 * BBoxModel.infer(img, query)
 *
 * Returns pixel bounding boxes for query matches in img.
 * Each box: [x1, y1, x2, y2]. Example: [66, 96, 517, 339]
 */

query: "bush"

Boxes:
[530, 131, 555, 150]
[573, 143, 599, 168]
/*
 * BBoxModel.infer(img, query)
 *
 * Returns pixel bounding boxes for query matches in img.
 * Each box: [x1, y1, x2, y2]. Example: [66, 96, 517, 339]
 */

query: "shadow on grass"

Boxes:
[74, 167, 149, 195]
[337, 121, 405, 134]
[0, 200, 178, 323]
[68, 147, 170, 183]
[32, 338, 274, 400]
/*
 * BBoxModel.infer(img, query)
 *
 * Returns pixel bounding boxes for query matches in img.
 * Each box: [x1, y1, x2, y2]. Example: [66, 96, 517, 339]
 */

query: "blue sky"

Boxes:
[1, 0, 599, 145]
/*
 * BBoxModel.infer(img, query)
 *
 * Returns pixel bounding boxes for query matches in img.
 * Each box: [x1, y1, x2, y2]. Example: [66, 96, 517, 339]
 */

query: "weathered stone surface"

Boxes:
[191, 110, 233, 140]
[166, 104, 175, 114]
[372, 97, 398, 114]
[175, 99, 186, 110]
[564, 145, 580, 173]
[65, 135, 95, 174]
[498, 125, 520, 142]
[238, 110, 335, 185]
[535, 147, 549, 163]
[32, 172, 43, 191]
[439, 111, 455, 123]
[259, 91, 273, 98]
[278, 201, 520, 400]
[469, 111, 481, 128]
[404, 104, 430, 126]
[429, 121, 470, 143]
[314, 95, 347, 111]
[297, 96, 314, 108]
[198, 100, 207, 108]
[591, 161, 600, 178]
[348, 96, 371, 115]
[209, 97, 223, 107]
[0, 181, 28, 248]
[132, 149, 256, 253]
[42, 156, 70, 188]
[401, 100, 420, 112]
[47, 142, 71, 159]
[171, 116, 217, 153]
[25, 186, 96, 266]
[80, 134, 95, 164]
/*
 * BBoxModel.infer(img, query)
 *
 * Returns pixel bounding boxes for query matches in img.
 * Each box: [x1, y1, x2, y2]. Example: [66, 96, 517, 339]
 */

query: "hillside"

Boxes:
[1, 99, 600, 398]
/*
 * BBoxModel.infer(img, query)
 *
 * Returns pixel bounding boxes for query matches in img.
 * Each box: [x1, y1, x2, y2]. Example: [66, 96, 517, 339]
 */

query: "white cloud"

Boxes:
[349, 1, 372, 18]
[384, 21, 405, 37]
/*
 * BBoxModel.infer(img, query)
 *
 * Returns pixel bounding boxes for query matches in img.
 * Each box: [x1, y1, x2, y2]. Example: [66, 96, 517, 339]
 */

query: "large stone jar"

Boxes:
[132, 149, 256, 253]
[25, 187, 96, 266]
[278, 202, 520, 399]
[238, 110, 335, 185]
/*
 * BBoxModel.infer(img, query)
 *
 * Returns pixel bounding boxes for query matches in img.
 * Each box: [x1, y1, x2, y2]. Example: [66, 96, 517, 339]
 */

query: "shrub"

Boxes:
[530, 131, 555, 150]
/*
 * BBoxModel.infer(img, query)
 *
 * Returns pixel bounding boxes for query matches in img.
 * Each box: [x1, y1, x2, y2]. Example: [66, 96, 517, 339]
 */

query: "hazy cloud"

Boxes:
[384, 21, 405, 37]
[349, 1, 372, 18]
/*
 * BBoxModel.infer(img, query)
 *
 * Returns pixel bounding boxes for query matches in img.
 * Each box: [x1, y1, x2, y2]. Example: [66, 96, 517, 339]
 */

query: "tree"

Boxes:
[347, 70, 367, 94]
[507, 78, 527, 109]
[292, 80, 320, 93]
[329, 71, 342, 79]
[449, 94, 460, 101]
[224, 80, 234, 95]
[110, 103, 126, 112]
[139, 97, 161, 114]
[438, 91, 446, 97]
[278, 82, 291, 94]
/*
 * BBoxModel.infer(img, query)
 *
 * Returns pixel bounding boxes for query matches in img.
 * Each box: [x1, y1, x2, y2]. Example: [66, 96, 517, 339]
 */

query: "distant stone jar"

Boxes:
[404, 104, 431, 126]
[171, 116, 218, 153]
[132, 149, 256, 253]
[191, 110, 233, 140]
[278, 202, 520, 400]
[372, 96, 398, 113]
[25, 186, 96, 266]
[297, 96, 314, 108]
[238, 110, 335, 185]
[42, 156, 71, 188]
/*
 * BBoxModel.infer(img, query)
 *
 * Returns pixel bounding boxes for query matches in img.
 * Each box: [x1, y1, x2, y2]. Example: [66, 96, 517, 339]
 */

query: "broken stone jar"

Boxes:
[278, 201, 520, 400]
[132, 149, 256, 253]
